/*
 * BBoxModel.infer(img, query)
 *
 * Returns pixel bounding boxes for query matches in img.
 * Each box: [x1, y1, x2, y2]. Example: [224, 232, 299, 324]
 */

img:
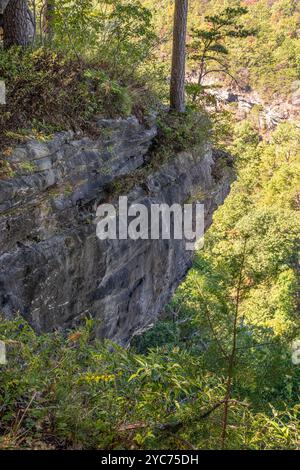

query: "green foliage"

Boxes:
[0, 46, 157, 158]
[145, 0, 300, 99]
[0, 0, 160, 159]
[49, 0, 156, 76]
[187, 5, 255, 99]
[224, 0, 300, 97]
[1, 314, 299, 450]
[0, 0, 299, 452]
[134, 118, 300, 448]
[0, 317, 225, 450]
[153, 109, 211, 158]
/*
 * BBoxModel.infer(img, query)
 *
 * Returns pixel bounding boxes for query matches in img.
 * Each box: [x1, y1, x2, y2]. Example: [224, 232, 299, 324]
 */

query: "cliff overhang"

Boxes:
[0, 116, 233, 344]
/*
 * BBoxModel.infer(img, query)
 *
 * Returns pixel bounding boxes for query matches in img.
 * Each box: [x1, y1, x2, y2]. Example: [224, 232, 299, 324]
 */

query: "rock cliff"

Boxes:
[208, 84, 300, 130]
[0, 116, 232, 344]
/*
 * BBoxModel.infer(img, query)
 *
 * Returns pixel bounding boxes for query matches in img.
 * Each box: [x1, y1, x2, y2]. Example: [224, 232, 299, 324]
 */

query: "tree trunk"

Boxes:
[170, 0, 188, 113]
[43, 0, 55, 40]
[3, 0, 34, 47]
[0, 0, 10, 14]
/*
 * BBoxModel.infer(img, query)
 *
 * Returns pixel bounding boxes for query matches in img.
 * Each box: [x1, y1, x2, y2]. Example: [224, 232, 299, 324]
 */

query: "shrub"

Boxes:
[48, 0, 156, 76]
[0, 316, 299, 450]
[0, 47, 157, 157]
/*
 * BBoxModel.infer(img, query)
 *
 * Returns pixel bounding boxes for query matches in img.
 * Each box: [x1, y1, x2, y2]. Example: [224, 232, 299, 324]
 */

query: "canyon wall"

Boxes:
[0, 116, 232, 344]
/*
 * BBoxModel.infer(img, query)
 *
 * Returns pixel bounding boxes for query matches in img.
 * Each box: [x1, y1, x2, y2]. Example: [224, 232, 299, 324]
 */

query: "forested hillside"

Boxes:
[144, 0, 300, 98]
[0, 0, 299, 451]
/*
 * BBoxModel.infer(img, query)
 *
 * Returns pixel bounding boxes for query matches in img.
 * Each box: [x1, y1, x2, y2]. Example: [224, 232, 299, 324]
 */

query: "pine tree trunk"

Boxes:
[0, 0, 10, 14]
[170, 0, 188, 113]
[43, 0, 55, 40]
[3, 0, 34, 47]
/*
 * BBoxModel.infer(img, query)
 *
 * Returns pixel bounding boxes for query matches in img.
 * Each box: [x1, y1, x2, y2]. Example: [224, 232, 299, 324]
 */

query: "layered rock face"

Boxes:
[0, 117, 232, 344]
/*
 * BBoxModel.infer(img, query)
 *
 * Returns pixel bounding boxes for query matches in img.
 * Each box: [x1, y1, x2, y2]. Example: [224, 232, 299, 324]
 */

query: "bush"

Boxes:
[45, 0, 156, 76]
[0, 46, 157, 159]
[152, 109, 211, 159]
[0, 1, 159, 156]
[0, 317, 299, 450]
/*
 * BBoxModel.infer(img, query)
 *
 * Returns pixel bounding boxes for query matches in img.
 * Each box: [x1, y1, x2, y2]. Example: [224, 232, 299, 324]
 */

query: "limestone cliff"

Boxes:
[0, 116, 232, 344]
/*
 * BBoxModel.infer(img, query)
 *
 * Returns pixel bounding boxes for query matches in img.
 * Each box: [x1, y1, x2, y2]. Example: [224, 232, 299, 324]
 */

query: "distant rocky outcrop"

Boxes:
[208, 83, 300, 130]
[0, 116, 233, 344]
